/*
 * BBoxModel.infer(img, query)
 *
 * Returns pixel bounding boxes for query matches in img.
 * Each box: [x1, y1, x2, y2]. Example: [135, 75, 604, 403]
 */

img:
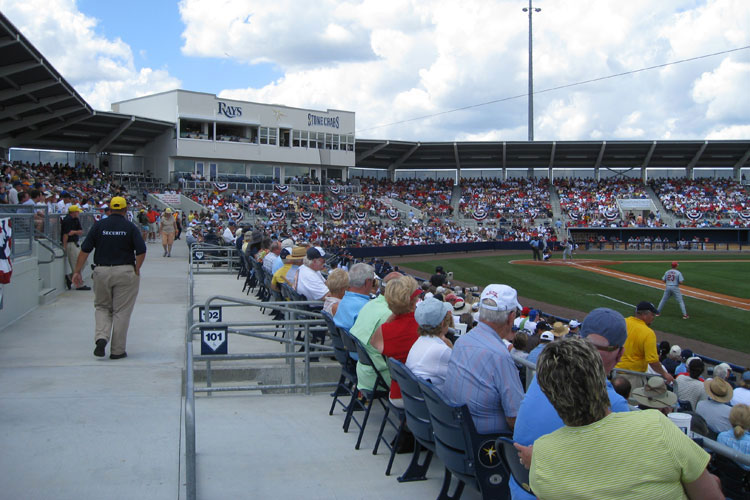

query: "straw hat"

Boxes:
[551, 321, 569, 337]
[631, 377, 677, 409]
[704, 377, 733, 403]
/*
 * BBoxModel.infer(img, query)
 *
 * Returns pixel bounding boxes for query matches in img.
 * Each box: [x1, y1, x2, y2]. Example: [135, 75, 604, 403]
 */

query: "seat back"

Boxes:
[349, 333, 390, 395]
[387, 358, 435, 451]
[418, 379, 511, 498]
[321, 312, 354, 370]
[496, 436, 532, 495]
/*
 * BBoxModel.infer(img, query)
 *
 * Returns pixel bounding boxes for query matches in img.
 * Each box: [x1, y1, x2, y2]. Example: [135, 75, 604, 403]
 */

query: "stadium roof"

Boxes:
[355, 139, 750, 172]
[0, 12, 173, 155]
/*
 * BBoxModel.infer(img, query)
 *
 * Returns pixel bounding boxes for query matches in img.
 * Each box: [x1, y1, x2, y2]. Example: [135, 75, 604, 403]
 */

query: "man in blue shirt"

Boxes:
[333, 263, 375, 331]
[510, 307, 630, 499]
[441, 284, 525, 435]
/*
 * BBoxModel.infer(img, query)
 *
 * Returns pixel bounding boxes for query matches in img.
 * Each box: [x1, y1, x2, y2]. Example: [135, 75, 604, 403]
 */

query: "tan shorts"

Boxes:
[161, 231, 175, 245]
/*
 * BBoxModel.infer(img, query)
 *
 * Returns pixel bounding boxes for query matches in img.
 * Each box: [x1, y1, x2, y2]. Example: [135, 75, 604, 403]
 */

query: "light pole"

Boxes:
[522, 1, 541, 141]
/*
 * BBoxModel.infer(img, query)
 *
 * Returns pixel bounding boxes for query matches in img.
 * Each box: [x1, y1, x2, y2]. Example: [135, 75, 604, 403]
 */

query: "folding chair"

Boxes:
[321, 312, 358, 418]
[495, 436, 533, 497]
[340, 330, 390, 447]
[418, 379, 511, 500]
[387, 358, 435, 482]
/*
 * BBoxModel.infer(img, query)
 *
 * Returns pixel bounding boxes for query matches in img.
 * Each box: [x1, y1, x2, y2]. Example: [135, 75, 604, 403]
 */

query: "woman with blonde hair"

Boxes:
[717, 404, 750, 470]
[370, 275, 420, 408]
[323, 268, 349, 316]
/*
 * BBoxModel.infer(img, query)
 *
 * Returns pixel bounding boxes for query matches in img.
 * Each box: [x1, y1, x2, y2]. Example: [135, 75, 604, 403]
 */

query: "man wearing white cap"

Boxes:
[295, 246, 329, 300]
[441, 284, 525, 434]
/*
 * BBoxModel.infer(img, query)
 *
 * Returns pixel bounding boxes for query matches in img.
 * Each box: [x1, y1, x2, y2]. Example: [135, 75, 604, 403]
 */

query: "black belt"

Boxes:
[94, 263, 134, 267]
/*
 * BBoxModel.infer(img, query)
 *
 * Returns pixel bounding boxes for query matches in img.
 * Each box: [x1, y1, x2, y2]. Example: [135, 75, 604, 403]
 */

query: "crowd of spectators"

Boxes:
[652, 178, 749, 228]
[458, 177, 551, 219]
[555, 177, 650, 227]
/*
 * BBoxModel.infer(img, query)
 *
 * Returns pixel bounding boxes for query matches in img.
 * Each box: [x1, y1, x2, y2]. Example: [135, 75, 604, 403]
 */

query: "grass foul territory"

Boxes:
[401, 252, 750, 354]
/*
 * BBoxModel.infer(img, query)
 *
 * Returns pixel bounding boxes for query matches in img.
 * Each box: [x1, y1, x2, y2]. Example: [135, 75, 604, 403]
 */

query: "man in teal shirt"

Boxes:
[349, 271, 401, 391]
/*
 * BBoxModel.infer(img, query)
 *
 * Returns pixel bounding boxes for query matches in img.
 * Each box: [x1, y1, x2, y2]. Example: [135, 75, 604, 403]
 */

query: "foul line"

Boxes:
[588, 294, 635, 308]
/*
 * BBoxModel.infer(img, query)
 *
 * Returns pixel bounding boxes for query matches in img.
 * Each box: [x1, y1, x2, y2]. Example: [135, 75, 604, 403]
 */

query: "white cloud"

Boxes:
[0, 0, 180, 111]
[205, 0, 750, 141]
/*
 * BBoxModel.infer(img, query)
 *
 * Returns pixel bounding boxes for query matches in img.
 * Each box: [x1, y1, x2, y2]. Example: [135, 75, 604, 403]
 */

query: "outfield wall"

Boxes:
[569, 227, 750, 245]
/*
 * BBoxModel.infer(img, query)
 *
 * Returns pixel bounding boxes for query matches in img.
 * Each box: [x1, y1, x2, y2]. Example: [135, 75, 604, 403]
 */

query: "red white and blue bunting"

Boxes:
[472, 208, 488, 221]
[330, 209, 344, 221]
[229, 211, 244, 222]
[275, 185, 289, 194]
[355, 212, 367, 222]
[738, 210, 750, 221]
[604, 210, 619, 221]
[270, 211, 286, 221]
[300, 211, 313, 221]
[213, 182, 228, 192]
[329, 185, 341, 195]
[569, 212, 581, 221]
[0, 218, 12, 284]
[685, 210, 703, 221]
[387, 209, 400, 221]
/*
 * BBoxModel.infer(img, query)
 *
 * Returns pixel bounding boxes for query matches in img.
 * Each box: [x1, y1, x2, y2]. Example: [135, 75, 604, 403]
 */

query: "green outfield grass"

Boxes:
[400, 252, 750, 354]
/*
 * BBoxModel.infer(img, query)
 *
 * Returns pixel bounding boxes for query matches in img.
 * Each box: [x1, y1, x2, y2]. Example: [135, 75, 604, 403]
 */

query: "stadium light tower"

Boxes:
[522, 1, 541, 141]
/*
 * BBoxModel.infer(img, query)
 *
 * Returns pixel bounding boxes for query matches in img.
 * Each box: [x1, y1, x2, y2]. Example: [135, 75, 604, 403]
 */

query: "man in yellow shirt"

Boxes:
[616, 301, 674, 388]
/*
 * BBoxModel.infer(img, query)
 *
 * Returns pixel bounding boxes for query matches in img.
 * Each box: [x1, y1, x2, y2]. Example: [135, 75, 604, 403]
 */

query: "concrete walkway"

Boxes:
[0, 240, 484, 500]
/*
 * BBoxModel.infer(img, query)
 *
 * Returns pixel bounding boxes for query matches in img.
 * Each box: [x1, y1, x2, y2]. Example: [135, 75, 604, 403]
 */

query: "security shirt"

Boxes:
[80, 213, 146, 266]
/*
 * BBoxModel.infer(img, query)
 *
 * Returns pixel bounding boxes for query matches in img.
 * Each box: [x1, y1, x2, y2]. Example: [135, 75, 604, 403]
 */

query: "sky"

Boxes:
[1, 0, 750, 142]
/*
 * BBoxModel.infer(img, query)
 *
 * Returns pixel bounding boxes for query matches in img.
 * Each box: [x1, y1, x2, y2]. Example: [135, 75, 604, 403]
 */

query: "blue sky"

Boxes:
[2, 0, 749, 141]
[76, 0, 281, 93]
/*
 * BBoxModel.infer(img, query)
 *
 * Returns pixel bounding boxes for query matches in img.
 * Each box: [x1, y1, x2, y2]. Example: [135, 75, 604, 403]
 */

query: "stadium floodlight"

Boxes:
[522, 1, 541, 142]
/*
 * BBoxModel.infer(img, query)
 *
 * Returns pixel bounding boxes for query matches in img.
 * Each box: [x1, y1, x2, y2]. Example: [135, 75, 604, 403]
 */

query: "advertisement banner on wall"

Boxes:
[155, 193, 181, 205]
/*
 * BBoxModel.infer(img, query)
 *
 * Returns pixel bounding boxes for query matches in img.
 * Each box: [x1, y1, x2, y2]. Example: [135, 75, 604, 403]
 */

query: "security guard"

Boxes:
[61, 204, 91, 290]
[73, 196, 146, 359]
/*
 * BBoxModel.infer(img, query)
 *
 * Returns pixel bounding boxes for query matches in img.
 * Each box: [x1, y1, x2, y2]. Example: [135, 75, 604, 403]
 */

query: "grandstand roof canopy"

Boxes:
[0, 12, 173, 155]
[355, 139, 750, 171]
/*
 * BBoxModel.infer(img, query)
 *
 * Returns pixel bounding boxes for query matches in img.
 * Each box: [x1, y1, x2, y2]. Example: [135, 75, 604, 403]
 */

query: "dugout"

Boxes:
[569, 227, 750, 249]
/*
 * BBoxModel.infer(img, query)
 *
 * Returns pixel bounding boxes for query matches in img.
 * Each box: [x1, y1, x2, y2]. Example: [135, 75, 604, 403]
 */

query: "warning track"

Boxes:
[511, 259, 750, 311]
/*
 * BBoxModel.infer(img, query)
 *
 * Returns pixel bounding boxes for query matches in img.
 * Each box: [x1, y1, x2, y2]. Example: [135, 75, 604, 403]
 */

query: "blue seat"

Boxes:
[418, 379, 511, 500]
[387, 358, 436, 483]
[341, 330, 390, 450]
[495, 436, 532, 497]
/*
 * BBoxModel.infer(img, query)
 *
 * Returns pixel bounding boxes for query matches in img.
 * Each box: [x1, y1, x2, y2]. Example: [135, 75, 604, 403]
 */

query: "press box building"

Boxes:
[111, 90, 356, 184]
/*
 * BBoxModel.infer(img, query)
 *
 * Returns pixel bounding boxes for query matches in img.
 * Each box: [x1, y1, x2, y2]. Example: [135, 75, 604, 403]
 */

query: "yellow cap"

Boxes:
[110, 196, 127, 210]
[67, 205, 82, 213]
[165, 207, 173, 213]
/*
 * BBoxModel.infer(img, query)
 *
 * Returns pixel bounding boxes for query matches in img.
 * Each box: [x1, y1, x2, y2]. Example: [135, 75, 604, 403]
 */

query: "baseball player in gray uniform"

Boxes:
[562, 239, 574, 260]
[657, 261, 688, 319]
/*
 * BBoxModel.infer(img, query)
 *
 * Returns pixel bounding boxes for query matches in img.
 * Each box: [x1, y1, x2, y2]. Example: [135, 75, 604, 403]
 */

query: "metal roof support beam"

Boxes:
[548, 141, 556, 168]
[0, 79, 59, 101]
[686, 141, 708, 171]
[642, 141, 657, 169]
[355, 140, 389, 162]
[734, 147, 750, 169]
[89, 116, 135, 153]
[0, 60, 40, 78]
[12, 112, 92, 141]
[0, 106, 84, 135]
[453, 142, 461, 177]
[0, 36, 20, 50]
[594, 141, 606, 181]
[0, 94, 73, 121]
[388, 142, 420, 171]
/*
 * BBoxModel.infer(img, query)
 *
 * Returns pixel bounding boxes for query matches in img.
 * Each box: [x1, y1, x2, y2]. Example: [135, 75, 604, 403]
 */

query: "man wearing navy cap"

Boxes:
[616, 301, 674, 388]
[510, 307, 631, 500]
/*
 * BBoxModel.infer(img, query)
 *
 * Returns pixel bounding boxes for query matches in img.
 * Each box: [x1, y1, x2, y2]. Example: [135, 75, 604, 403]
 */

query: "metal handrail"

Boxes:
[35, 236, 65, 264]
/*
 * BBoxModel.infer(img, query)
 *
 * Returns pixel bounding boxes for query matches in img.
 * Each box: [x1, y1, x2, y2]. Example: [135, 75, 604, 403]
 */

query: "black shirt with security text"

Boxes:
[80, 214, 146, 266]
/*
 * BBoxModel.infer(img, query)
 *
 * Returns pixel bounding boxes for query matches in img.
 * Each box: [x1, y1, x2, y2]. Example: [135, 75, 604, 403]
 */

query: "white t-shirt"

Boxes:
[406, 336, 452, 387]
[295, 265, 329, 300]
[222, 227, 235, 244]
[731, 387, 750, 407]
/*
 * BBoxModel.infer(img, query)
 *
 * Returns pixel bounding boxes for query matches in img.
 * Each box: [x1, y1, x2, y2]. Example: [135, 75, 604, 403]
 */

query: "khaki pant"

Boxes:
[65, 242, 80, 274]
[93, 265, 140, 355]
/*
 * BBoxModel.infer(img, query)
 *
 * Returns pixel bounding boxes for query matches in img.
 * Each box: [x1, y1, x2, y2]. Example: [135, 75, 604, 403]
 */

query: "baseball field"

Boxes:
[398, 252, 750, 357]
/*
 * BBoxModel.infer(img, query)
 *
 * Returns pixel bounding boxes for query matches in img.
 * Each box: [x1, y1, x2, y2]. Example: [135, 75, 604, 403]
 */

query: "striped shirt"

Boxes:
[530, 410, 710, 500]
